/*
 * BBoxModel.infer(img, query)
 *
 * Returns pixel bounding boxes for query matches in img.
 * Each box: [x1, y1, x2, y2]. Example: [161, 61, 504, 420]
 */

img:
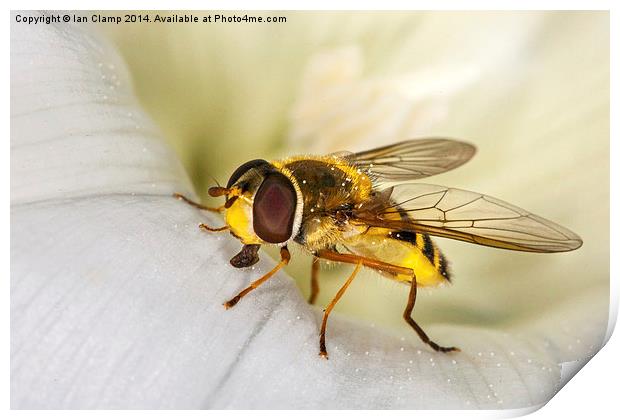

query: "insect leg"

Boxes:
[223, 246, 290, 309]
[316, 249, 413, 278]
[173, 193, 224, 213]
[319, 261, 362, 359]
[308, 257, 320, 305]
[317, 249, 458, 353]
[403, 274, 460, 353]
[199, 223, 229, 232]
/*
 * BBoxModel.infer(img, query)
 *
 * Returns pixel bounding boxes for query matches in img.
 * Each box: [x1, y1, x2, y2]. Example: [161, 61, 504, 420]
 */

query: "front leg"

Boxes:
[224, 246, 290, 309]
[173, 192, 224, 212]
[174, 193, 230, 233]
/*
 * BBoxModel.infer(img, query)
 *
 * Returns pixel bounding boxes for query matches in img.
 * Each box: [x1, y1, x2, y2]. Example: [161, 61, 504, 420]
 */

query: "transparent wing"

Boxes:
[352, 184, 583, 253]
[344, 138, 476, 181]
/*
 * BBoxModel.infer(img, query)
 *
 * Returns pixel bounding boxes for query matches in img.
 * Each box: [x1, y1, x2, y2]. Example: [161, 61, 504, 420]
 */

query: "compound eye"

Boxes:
[253, 172, 297, 244]
[226, 159, 270, 188]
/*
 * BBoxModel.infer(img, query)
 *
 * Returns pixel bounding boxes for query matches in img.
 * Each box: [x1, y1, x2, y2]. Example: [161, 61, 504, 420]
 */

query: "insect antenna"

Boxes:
[206, 172, 223, 188]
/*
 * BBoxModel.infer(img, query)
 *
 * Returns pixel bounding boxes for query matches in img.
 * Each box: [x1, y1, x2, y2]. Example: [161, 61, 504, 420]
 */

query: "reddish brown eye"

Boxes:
[253, 173, 297, 243]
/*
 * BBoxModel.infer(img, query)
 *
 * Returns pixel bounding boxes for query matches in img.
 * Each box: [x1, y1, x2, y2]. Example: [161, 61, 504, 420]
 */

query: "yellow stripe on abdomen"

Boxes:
[343, 228, 449, 287]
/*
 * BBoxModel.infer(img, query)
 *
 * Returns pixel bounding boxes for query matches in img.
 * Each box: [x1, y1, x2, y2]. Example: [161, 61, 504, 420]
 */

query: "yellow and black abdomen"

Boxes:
[343, 227, 450, 287]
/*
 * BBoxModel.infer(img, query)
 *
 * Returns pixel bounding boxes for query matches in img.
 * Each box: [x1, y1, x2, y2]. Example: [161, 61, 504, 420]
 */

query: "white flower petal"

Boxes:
[11, 15, 189, 204]
[288, 13, 548, 153]
[11, 11, 608, 409]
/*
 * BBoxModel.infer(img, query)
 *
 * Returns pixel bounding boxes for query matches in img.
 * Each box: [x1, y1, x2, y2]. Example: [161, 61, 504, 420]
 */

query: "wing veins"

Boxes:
[346, 138, 476, 182]
[351, 183, 582, 252]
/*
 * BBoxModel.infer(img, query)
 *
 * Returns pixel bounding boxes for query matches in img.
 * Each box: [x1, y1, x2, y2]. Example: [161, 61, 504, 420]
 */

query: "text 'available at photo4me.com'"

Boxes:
[14, 12, 288, 25]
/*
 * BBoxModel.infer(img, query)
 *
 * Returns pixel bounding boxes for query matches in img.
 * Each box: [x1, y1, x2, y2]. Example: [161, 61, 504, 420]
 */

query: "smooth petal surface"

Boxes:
[11, 11, 608, 409]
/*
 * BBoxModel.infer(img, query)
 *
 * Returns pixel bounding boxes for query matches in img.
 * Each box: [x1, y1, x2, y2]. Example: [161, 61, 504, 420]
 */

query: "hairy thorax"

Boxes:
[271, 155, 373, 252]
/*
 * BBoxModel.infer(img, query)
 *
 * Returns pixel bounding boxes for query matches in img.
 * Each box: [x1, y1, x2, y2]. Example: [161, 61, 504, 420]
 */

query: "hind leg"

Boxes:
[403, 272, 460, 353]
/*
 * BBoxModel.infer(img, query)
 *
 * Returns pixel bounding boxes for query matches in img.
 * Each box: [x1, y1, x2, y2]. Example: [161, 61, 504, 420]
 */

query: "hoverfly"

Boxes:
[174, 138, 582, 359]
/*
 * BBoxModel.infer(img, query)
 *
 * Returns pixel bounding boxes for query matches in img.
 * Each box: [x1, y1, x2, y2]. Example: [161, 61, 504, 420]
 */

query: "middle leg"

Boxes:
[308, 257, 320, 305]
[317, 248, 458, 354]
[316, 248, 414, 279]
[319, 261, 362, 359]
